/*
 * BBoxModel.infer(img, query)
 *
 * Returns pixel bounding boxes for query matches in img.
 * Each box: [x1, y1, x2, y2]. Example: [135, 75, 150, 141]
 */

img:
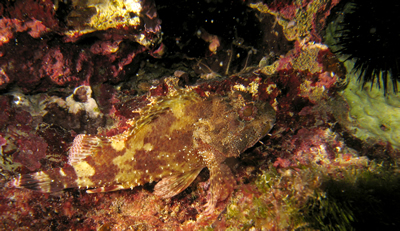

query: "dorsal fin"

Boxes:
[126, 91, 201, 137]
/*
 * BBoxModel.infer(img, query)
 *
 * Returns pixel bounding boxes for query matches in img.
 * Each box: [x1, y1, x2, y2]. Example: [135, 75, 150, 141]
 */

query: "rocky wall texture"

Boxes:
[1, 0, 400, 230]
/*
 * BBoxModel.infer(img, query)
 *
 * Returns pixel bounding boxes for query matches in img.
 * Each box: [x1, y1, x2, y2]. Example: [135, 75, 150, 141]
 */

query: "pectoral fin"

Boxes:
[197, 147, 236, 215]
[204, 162, 235, 214]
[154, 168, 203, 198]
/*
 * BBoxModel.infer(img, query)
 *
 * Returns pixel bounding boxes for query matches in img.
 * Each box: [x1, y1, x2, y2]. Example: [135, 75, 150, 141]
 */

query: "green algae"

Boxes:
[223, 159, 400, 230]
[305, 162, 400, 230]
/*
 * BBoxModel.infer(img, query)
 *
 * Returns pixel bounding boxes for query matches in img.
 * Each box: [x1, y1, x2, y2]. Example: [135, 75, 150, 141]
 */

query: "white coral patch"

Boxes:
[65, 86, 102, 118]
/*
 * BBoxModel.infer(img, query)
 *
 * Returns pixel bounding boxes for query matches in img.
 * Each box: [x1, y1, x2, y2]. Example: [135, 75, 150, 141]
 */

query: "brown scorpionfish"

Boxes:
[8, 90, 275, 213]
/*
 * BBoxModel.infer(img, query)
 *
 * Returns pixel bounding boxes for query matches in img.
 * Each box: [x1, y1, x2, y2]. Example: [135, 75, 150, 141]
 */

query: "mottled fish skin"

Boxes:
[9, 91, 275, 213]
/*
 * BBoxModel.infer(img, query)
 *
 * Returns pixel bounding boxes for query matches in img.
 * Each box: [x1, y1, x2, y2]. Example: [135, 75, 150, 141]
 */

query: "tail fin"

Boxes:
[8, 171, 55, 192]
[7, 165, 78, 193]
[7, 134, 112, 193]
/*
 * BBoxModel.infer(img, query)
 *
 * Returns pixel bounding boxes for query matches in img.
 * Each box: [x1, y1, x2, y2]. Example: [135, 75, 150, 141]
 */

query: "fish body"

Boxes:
[9, 91, 275, 212]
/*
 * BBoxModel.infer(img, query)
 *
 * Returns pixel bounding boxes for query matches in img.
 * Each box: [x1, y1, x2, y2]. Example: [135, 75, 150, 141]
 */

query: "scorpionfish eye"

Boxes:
[238, 104, 257, 121]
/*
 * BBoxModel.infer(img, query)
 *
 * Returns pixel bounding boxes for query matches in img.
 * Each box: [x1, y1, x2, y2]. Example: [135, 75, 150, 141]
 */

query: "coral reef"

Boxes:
[250, 0, 340, 43]
[0, 0, 162, 92]
[1, 0, 400, 230]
